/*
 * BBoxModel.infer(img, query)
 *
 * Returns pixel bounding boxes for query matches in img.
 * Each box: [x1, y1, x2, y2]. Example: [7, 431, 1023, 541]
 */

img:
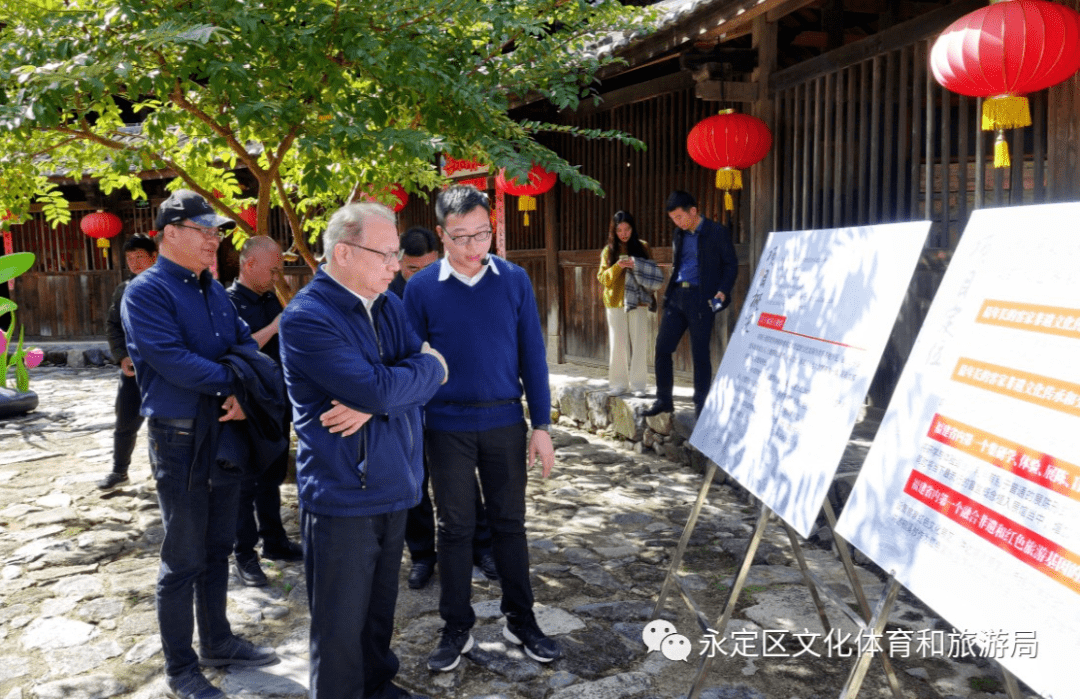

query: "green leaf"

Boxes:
[0, 252, 35, 284]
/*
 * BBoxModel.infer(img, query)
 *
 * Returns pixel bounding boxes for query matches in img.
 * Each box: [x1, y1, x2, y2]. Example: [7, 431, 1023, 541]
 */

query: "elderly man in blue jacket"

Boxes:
[280, 201, 447, 699]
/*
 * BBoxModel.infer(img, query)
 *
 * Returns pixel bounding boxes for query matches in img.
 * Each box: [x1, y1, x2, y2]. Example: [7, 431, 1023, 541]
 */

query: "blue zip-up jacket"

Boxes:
[280, 266, 445, 517]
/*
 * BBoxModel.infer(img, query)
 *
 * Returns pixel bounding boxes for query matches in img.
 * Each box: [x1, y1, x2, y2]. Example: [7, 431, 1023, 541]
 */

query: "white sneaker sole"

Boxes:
[428, 634, 474, 672]
[502, 626, 557, 663]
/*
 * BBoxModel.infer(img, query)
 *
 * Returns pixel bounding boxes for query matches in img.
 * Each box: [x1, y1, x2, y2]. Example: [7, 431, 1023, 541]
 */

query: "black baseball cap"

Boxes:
[155, 189, 236, 230]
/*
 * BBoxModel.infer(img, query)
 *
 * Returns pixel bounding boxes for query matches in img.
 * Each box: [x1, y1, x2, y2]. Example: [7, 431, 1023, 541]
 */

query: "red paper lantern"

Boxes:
[930, 0, 1080, 167]
[495, 165, 557, 226]
[80, 211, 123, 258]
[239, 205, 258, 231]
[687, 109, 773, 211]
[359, 184, 409, 213]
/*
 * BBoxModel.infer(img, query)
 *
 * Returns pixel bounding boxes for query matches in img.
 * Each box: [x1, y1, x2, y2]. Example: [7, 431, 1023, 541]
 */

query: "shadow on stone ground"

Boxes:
[0, 367, 1034, 699]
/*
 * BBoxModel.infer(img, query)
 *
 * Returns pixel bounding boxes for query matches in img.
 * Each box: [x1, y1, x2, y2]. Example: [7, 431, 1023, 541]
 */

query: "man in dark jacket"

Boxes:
[226, 235, 303, 589]
[280, 202, 446, 699]
[98, 236, 157, 490]
[123, 190, 277, 699]
[644, 190, 739, 417]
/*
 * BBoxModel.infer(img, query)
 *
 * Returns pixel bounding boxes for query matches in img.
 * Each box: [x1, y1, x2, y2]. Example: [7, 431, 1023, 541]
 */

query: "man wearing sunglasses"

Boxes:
[403, 185, 561, 673]
[122, 189, 278, 699]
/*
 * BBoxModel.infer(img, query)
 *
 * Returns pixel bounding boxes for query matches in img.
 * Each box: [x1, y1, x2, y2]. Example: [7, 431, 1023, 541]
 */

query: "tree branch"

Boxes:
[169, 78, 264, 175]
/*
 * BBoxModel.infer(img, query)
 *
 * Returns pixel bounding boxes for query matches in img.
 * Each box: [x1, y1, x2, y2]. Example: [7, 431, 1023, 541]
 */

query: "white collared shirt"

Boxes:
[438, 254, 501, 287]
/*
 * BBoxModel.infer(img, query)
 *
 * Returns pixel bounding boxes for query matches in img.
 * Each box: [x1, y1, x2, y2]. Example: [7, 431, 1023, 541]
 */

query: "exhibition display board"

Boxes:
[690, 222, 929, 537]
[836, 203, 1080, 699]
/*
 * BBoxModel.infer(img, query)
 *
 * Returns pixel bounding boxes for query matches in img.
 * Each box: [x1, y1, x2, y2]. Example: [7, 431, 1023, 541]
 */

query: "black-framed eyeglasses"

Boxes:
[446, 228, 492, 247]
[338, 240, 400, 265]
[173, 223, 226, 239]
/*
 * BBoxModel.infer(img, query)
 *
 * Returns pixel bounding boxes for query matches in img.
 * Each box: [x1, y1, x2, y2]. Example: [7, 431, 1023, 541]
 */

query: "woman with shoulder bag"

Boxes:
[597, 211, 662, 397]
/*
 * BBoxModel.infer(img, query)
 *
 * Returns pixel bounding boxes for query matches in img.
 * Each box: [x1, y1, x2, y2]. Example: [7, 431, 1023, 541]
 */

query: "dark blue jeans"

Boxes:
[426, 422, 534, 631]
[150, 419, 240, 678]
[302, 508, 408, 699]
[654, 285, 716, 412]
[405, 444, 492, 563]
[112, 371, 144, 474]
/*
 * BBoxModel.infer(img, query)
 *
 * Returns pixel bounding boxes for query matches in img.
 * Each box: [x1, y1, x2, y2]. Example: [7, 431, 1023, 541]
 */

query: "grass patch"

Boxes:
[61, 526, 86, 538]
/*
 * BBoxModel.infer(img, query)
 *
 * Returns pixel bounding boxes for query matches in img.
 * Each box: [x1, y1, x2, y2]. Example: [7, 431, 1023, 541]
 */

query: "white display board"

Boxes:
[690, 221, 929, 538]
[836, 203, 1080, 699]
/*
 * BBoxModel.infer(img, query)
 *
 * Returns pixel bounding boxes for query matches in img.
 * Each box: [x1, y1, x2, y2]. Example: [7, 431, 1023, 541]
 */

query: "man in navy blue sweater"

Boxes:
[280, 202, 446, 699]
[403, 185, 561, 672]
[643, 190, 739, 417]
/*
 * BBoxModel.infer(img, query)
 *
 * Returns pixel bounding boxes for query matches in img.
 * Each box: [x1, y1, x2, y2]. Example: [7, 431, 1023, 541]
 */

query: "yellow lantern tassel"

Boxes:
[981, 95, 1031, 131]
[715, 168, 742, 191]
[518, 195, 536, 227]
[97, 237, 110, 258]
[724, 191, 734, 212]
[993, 130, 1011, 169]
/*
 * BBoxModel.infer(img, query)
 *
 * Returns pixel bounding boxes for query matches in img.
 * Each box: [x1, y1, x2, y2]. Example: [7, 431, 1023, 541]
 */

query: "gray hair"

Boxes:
[434, 185, 489, 227]
[238, 235, 282, 264]
[323, 202, 397, 253]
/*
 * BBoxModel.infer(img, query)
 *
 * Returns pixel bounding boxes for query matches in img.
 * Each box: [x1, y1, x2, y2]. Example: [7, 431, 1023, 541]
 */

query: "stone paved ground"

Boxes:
[0, 366, 1033, 699]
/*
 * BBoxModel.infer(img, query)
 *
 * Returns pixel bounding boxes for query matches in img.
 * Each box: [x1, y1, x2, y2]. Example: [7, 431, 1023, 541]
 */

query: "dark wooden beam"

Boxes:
[695, 80, 759, 102]
[569, 71, 696, 117]
[771, 0, 986, 92]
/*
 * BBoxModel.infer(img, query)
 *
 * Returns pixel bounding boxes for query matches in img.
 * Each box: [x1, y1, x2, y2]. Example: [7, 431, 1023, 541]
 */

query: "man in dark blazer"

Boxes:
[644, 190, 738, 417]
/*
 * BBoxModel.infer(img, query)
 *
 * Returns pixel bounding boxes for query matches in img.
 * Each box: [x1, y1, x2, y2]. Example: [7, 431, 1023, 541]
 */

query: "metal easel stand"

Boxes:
[653, 461, 903, 699]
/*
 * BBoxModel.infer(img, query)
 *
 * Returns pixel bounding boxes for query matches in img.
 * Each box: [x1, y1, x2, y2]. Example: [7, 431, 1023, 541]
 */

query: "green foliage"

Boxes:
[0, 0, 657, 244]
[0, 252, 38, 393]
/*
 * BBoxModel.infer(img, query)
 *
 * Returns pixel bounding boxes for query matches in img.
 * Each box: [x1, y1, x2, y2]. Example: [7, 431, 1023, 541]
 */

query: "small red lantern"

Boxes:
[687, 109, 772, 212]
[495, 165, 557, 226]
[359, 184, 408, 213]
[80, 211, 123, 258]
[930, 0, 1080, 168]
[239, 205, 258, 231]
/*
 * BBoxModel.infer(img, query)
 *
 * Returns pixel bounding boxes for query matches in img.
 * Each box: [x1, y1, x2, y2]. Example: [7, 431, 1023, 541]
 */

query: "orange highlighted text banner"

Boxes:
[927, 413, 1080, 501]
[904, 471, 1080, 596]
[951, 357, 1080, 419]
[977, 299, 1080, 341]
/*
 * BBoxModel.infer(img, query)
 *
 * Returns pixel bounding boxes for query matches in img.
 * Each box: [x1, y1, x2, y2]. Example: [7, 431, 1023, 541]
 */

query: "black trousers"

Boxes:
[654, 285, 716, 412]
[112, 371, 144, 474]
[235, 430, 292, 557]
[426, 422, 535, 631]
[405, 444, 492, 563]
[302, 508, 409, 699]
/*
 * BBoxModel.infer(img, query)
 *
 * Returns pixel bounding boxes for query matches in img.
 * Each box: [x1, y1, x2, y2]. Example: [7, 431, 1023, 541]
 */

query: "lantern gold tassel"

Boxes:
[715, 168, 742, 191]
[518, 194, 536, 227]
[981, 95, 1031, 131]
[993, 130, 1011, 169]
[97, 237, 110, 258]
[723, 191, 734, 212]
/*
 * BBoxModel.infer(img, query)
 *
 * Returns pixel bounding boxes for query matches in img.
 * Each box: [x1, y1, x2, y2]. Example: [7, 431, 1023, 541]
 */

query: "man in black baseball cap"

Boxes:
[155, 189, 237, 231]
[124, 187, 276, 699]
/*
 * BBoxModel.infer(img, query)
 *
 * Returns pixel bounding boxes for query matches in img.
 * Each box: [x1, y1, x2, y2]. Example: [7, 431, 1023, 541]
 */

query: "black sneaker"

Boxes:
[97, 472, 130, 490]
[427, 627, 474, 672]
[477, 552, 499, 582]
[642, 401, 673, 418]
[262, 539, 303, 562]
[165, 669, 225, 699]
[199, 635, 277, 667]
[503, 619, 562, 663]
[234, 554, 268, 587]
[408, 557, 436, 590]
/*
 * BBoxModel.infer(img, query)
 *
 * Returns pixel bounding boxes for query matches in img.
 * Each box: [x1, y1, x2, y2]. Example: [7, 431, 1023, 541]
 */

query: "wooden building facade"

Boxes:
[8, 0, 1080, 407]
